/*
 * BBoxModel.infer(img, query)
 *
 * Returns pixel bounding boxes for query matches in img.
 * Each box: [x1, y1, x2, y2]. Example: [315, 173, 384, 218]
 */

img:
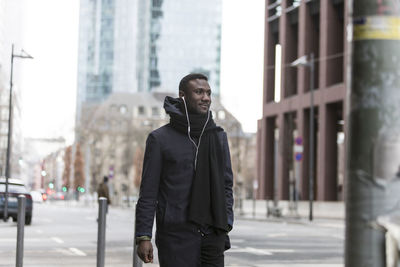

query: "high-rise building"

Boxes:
[76, 0, 138, 123]
[136, 0, 222, 94]
[76, 0, 222, 125]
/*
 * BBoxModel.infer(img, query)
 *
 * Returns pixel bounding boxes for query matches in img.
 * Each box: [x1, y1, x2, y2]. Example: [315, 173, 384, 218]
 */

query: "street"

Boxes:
[0, 202, 344, 267]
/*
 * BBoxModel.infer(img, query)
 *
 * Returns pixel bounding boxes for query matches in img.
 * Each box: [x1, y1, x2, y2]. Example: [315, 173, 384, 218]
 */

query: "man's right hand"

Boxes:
[137, 240, 154, 263]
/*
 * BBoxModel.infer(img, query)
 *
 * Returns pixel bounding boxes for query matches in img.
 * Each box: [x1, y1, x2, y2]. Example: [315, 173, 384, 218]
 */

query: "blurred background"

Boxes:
[0, 0, 265, 205]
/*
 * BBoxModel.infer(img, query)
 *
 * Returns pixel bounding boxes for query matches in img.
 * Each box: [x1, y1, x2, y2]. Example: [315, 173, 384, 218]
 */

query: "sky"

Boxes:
[18, 0, 265, 145]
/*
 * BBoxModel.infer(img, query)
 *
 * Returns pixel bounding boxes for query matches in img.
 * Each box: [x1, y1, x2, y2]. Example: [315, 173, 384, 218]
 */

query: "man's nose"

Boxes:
[202, 93, 211, 102]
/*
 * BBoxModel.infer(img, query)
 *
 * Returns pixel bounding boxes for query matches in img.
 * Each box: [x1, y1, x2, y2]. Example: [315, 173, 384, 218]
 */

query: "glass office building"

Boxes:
[77, 0, 222, 123]
[76, 0, 138, 122]
[137, 0, 222, 94]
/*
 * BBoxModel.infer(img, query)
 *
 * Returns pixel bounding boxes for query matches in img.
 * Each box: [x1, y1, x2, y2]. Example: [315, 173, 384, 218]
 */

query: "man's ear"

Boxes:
[179, 90, 184, 98]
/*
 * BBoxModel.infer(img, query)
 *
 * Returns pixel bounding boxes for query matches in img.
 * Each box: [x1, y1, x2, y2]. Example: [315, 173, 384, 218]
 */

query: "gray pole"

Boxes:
[309, 53, 314, 222]
[345, 1, 400, 266]
[273, 129, 279, 209]
[133, 203, 143, 267]
[3, 44, 32, 222]
[16, 195, 26, 267]
[97, 197, 107, 267]
[3, 44, 14, 222]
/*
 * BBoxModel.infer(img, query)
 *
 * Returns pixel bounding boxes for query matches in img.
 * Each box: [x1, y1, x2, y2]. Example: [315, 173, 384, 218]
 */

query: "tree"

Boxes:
[62, 146, 72, 190]
[133, 146, 144, 189]
[73, 143, 85, 192]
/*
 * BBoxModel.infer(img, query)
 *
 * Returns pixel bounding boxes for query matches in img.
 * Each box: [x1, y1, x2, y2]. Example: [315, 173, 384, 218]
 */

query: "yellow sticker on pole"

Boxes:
[354, 16, 400, 40]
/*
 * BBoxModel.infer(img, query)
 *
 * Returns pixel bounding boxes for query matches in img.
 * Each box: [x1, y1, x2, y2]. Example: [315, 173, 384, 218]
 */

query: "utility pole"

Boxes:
[346, 1, 400, 266]
[3, 44, 33, 221]
[290, 53, 315, 221]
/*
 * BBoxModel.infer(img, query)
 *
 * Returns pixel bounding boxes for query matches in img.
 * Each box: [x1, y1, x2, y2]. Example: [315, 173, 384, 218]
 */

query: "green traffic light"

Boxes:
[62, 186, 67, 192]
[49, 182, 54, 189]
[77, 186, 85, 193]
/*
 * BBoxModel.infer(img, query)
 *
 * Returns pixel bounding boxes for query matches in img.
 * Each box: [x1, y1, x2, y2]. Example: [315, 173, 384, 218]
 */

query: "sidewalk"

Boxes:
[235, 199, 345, 223]
[53, 198, 345, 221]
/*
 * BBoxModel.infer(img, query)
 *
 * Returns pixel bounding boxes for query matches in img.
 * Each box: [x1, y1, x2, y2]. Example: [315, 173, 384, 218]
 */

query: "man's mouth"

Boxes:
[199, 104, 209, 109]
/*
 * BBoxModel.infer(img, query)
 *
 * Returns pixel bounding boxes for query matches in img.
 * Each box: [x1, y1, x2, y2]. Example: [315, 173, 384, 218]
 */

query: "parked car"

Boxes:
[0, 178, 33, 225]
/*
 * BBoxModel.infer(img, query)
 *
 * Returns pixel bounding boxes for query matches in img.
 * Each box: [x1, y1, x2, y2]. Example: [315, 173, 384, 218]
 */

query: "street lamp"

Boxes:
[290, 53, 315, 221]
[3, 44, 33, 221]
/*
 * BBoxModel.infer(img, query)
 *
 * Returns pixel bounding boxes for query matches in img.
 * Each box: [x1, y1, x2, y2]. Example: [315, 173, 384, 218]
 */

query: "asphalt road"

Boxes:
[0, 201, 344, 267]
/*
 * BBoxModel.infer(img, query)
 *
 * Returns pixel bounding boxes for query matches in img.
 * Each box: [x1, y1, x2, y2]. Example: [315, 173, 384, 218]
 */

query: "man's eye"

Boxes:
[195, 90, 202, 94]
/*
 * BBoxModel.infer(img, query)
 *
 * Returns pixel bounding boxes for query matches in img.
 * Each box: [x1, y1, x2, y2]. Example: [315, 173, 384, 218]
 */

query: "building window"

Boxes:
[0, 122, 8, 134]
[138, 106, 146, 116]
[119, 105, 127, 114]
[1, 108, 8, 120]
[110, 104, 117, 113]
[218, 110, 226, 120]
[152, 107, 160, 116]
[0, 138, 7, 149]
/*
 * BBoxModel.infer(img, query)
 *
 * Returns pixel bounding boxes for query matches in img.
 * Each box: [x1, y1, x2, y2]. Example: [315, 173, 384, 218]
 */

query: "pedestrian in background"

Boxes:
[135, 73, 234, 267]
[97, 176, 111, 212]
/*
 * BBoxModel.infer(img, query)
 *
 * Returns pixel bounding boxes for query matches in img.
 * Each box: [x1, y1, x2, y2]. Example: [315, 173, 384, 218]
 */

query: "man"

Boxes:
[97, 176, 111, 206]
[135, 73, 234, 267]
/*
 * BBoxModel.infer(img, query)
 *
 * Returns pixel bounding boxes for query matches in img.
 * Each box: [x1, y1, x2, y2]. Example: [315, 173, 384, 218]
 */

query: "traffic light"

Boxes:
[62, 186, 67, 192]
[77, 186, 85, 193]
[48, 182, 54, 189]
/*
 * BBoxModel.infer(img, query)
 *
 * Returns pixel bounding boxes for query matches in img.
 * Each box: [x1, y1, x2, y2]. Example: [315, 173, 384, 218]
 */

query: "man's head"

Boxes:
[178, 73, 212, 115]
[103, 176, 108, 183]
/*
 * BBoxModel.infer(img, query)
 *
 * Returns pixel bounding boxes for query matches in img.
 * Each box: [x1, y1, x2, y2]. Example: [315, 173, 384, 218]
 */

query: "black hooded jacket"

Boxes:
[135, 97, 234, 239]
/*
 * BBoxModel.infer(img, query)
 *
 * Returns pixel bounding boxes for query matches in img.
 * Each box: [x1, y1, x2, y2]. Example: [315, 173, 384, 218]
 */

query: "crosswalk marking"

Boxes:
[51, 237, 64, 244]
[227, 247, 294, 256]
[54, 248, 75, 256]
[267, 233, 288, 238]
[69, 247, 87, 256]
[255, 265, 343, 267]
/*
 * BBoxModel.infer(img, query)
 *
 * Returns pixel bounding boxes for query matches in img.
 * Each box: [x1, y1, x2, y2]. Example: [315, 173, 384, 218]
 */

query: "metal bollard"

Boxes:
[97, 197, 107, 267]
[16, 195, 26, 267]
[133, 203, 142, 267]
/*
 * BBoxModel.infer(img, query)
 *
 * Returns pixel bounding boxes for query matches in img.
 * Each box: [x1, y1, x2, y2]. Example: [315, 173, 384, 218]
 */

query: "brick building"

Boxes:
[257, 0, 348, 201]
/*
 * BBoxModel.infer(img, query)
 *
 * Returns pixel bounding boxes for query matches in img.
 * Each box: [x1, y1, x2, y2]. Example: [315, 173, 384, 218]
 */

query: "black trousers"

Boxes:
[156, 224, 226, 267]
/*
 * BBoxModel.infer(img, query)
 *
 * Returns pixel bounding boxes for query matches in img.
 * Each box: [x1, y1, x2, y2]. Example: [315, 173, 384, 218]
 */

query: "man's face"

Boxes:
[180, 79, 212, 115]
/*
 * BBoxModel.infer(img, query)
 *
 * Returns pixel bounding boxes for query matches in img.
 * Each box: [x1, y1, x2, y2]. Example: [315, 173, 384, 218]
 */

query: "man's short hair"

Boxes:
[103, 176, 108, 183]
[179, 73, 208, 93]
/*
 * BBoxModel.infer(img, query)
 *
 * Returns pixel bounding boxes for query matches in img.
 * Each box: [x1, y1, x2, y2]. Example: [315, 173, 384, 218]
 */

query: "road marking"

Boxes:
[255, 265, 343, 267]
[228, 247, 272, 256]
[37, 218, 53, 223]
[35, 229, 43, 234]
[330, 234, 345, 240]
[230, 239, 245, 243]
[51, 237, 64, 244]
[227, 247, 294, 256]
[55, 248, 74, 256]
[0, 238, 42, 242]
[267, 233, 288, 238]
[69, 247, 87, 256]
[315, 223, 345, 229]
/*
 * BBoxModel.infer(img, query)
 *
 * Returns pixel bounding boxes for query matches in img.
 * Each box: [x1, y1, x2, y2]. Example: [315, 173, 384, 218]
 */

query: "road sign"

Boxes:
[295, 137, 303, 145]
[294, 137, 303, 161]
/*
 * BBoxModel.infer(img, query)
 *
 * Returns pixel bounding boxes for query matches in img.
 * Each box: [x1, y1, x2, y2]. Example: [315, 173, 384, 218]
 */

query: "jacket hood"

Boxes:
[163, 96, 185, 116]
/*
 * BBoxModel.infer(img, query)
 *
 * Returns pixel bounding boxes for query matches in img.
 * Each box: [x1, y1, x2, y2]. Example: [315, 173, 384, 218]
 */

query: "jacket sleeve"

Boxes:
[222, 132, 234, 228]
[135, 133, 162, 238]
